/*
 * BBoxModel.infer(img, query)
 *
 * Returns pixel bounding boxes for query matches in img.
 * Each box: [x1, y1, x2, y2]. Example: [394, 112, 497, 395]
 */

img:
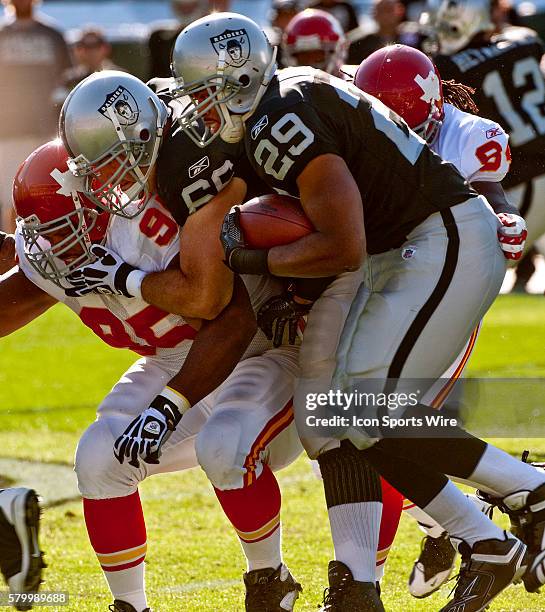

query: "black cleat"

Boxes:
[244, 563, 301, 611]
[408, 531, 457, 598]
[500, 482, 545, 592]
[319, 561, 384, 611]
[439, 534, 526, 612]
[0, 488, 45, 611]
[109, 601, 151, 612]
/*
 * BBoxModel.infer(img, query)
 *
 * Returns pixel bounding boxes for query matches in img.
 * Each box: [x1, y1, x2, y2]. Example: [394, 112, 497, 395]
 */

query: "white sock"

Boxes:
[423, 481, 504, 547]
[469, 445, 545, 496]
[104, 563, 147, 611]
[407, 493, 494, 540]
[329, 502, 382, 582]
[405, 504, 445, 539]
[241, 524, 283, 572]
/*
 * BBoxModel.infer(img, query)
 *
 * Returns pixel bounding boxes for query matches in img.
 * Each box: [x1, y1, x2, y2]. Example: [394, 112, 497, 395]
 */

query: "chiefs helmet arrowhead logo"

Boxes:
[50, 167, 86, 197]
[414, 70, 441, 105]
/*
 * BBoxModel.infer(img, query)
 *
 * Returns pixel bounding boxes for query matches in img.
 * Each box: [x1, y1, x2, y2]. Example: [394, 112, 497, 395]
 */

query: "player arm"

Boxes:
[141, 177, 246, 319]
[266, 154, 365, 277]
[163, 274, 257, 405]
[0, 267, 57, 337]
[471, 181, 518, 215]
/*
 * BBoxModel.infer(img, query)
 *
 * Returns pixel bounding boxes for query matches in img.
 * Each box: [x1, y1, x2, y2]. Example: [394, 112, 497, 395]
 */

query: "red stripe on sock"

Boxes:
[215, 464, 281, 535]
[83, 491, 147, 555]
[377, 479, 404, 563]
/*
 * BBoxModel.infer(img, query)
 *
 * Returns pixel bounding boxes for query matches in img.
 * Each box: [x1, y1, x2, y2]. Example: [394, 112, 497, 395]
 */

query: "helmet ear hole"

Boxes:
[139, 128, 150, 142]
[238, 74, 250, 87]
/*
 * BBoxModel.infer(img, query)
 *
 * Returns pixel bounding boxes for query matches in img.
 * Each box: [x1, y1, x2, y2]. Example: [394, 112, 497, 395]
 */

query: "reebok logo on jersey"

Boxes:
[188, 156, 210, 179]
[486, 127, 502, 139]
[251, 115, 268, 140]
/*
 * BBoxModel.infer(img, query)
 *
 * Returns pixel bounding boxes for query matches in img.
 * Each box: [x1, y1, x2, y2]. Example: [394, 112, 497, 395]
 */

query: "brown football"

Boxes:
[239, 194, 314, 249]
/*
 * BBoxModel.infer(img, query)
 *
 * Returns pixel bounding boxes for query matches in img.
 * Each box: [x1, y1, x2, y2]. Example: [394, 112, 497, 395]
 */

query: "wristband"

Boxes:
[228, 248, 270, 275]
[162, 386, 191, 415]
[149, 386, 191, 428]
[125, 268, 147, 299]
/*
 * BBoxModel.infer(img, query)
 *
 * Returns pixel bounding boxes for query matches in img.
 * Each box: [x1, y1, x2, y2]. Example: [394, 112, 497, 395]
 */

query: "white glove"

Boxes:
[113, 388, 190, 468]
[496, 213, 527, 261]
[64, 244, 146, 298]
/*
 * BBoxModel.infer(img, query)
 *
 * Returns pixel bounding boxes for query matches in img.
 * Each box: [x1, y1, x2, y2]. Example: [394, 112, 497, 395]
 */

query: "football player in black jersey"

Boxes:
[433, 0, 545, 290]
[171, 12, 545, 611]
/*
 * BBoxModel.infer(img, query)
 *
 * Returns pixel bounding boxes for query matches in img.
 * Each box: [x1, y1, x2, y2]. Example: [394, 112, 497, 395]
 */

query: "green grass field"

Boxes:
[1, 295, 545, 611]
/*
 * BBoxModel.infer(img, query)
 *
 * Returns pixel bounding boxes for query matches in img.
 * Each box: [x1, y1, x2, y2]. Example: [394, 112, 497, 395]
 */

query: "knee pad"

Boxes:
[75, 418, 142, 499]
[195, 409, 245, 490]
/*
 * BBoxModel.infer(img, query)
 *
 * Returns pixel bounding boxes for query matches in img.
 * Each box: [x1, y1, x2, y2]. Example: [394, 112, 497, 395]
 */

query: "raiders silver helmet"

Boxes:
[59, 71, 168, 218]
[171, 12, 277, 147]
[435, 0, 493, 54]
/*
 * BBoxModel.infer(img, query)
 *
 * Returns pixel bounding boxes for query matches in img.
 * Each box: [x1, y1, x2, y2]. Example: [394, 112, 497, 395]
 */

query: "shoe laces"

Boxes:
[322, 576, 349, 609]
[446, 548, 474, 600]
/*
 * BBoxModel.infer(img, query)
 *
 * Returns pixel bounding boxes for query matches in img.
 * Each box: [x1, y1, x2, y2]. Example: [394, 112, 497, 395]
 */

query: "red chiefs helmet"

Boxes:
[354, 44, 444, 143]
[282, 9, 347, 75]
[13, 139, 109, 286]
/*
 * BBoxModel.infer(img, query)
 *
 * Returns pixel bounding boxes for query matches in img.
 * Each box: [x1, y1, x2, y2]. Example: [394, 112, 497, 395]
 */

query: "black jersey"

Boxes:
[156, 99, 271, 226]
[244, 68, 474, 254]
[434, 27, 545, 188]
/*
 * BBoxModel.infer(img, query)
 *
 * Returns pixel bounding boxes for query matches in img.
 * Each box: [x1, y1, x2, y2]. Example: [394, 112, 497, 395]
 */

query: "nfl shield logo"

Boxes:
[402, 246, 417, 260]
[210, 29, 251, 68]
[99, 86, 140, 126]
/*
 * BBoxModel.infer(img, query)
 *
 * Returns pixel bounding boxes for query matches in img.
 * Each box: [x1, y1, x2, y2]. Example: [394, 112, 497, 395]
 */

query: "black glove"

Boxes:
[258, 292, 313, 347]
[220, 207, 269, 274]
[113, 395, 184, 468]
[64, 245, 145, 298]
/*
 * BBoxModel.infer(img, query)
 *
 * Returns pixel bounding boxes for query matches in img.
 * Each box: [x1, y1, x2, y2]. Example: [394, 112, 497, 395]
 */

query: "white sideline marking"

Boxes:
[0, 458, 79, 506]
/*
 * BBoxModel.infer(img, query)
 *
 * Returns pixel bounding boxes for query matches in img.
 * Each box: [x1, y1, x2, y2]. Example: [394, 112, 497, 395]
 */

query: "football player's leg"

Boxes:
[75, 356, 207, 612]
[195, 346, 303, 610]
[295, 273, 385, 610]
[333, 200, 535, 606]
[375, 479, 403, 582]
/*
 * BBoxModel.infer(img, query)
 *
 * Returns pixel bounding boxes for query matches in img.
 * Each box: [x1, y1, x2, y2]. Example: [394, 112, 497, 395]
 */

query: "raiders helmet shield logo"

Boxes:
[99, 86, 139, 126]
[210, 29, 250, 68]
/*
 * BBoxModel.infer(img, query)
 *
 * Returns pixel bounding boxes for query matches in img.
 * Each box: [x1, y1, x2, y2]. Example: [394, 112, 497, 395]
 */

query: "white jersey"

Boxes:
[432, 103, 511, 183]
[16, 196, 280, 362]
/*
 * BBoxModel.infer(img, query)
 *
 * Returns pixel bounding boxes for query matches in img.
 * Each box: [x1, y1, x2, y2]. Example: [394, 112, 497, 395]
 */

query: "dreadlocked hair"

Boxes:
[442, 79, 479, 114]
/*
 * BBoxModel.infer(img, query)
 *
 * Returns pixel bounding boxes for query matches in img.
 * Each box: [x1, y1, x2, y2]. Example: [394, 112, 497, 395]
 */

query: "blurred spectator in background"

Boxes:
[148, 0, 229, 78]
[0, 0, 71, 231]
[54, 29, 122, 103]
[282, 9, 348, 76]
[347, 0, 421, 63]
[268, 0, 301, 67]
[307, 0, 359, 32]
